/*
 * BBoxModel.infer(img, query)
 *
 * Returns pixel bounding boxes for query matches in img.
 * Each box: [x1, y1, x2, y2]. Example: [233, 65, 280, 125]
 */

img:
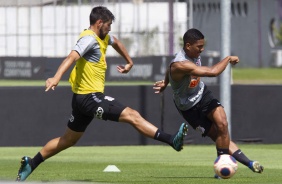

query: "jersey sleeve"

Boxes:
[108, 34, 115, 45]
[73, 36, 96, 57]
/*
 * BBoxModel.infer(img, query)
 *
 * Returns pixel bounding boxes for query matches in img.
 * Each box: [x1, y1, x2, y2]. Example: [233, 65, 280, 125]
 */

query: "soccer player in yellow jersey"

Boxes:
[16, 6, 188, 181]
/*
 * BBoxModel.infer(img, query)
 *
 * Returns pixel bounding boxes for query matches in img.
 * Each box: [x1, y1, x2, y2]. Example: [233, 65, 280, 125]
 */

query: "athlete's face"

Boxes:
[99, 20, 112, 40]
[186, 39, 205, 59]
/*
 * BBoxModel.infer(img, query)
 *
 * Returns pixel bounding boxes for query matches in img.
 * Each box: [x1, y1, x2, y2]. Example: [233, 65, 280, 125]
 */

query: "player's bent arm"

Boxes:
[45, 51, 80, 91]
[204, 56, 231, 77]
[163, 67, 170, 86]
[170, 61, 200, 81]
[208, 56, 239, 76]
[153, 67, 170, 94]
[172, 56, 238, 78]
[53, 50, 80, 80]
[112, 36, 133, 68]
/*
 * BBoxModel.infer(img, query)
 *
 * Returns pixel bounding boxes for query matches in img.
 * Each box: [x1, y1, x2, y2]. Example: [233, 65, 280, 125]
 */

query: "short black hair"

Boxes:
[183, 28, 204, 46]
[89, 6, 115, 25]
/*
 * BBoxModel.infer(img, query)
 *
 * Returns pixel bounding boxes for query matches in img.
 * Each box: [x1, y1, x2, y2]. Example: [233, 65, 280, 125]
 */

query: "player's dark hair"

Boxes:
[183, 28, 204, 46]
[89, 6, 115, 25]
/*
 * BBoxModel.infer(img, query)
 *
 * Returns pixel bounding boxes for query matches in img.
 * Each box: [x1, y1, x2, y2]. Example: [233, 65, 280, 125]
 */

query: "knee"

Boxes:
[123, 108, 142, 124]
[216, 119, 229, 134]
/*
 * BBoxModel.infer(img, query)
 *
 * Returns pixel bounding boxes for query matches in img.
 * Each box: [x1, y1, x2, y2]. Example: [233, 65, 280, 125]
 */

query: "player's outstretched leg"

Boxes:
[16, 156, 33, 181]
[172, 123, 188, 151]
[214, 161, 264, 179]
[249, 161, 264, 173]
[229, 142, 264, 174]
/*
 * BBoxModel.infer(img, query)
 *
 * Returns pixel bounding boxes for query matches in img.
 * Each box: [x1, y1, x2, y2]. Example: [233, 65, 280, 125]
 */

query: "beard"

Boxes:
[99, 29, 107, 40]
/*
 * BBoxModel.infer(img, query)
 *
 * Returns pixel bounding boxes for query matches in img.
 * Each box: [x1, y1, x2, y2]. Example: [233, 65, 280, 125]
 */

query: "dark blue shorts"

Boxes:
[178, 86, 222, 137]
[67, 93, 126, 132]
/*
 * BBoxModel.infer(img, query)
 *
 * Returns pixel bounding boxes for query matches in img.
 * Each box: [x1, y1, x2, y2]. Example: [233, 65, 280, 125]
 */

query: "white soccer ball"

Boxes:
[214, 154, 238, 179]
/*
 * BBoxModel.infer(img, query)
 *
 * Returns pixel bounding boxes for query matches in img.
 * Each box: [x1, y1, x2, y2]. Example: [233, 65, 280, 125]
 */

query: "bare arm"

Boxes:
[171, 56, 239, 82]
[153, 67, 170, 94]
[111, 36, 133, 73]
[45, 50, 80, 91]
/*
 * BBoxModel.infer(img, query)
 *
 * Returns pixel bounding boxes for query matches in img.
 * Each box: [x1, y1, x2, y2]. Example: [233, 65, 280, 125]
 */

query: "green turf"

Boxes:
[1, 145, 281, 183]
[232, 68, 282, 84]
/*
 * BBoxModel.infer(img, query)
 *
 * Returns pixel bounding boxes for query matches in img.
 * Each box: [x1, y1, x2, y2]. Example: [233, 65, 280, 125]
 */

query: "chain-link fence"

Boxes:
[0, 0, 190, 57]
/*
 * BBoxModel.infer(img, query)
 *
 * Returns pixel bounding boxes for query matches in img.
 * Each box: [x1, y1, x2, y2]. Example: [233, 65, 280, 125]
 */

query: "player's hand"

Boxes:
[117, 64, 133, 74]
[229, 56, 239, 65]
[153, 80, 167, 94]
[45, 77, 59, 91]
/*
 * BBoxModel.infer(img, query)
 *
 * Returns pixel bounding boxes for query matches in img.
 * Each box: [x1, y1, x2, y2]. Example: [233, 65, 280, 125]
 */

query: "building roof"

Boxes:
[0, 0, 172, 7]
[0, 0, 63, 6]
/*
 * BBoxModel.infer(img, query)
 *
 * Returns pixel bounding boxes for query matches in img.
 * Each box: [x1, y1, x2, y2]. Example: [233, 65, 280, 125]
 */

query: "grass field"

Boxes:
[0, 68, 281, 183]
[232, 68, 282, 84]
[1, 145, 282, 184]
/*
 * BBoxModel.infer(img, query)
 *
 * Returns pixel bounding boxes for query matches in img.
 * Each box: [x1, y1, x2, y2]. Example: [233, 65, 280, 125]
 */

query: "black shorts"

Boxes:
[67, 92, 126, 132]
[178, 86, 222, 137]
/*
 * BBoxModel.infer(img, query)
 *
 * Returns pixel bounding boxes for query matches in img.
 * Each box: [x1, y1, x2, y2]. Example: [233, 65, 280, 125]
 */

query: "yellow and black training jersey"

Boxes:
[69, 29, 114, 94]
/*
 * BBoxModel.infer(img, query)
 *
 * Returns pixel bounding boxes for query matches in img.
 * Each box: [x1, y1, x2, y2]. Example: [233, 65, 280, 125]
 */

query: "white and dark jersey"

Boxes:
[73, 33, 114, 62]
[169, 49, 205, 111]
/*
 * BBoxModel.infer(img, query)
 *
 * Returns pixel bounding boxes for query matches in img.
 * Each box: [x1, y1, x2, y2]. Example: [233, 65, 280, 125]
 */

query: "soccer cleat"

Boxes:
[214, 174, 221, 179]
[172, 123, 188, 151]
[249, 161, 264, 173]
[16, 156, 33, 181]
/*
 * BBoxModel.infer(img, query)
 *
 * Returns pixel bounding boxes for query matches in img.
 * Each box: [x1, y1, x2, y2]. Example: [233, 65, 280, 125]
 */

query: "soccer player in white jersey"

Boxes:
[153, 28, 263, 178]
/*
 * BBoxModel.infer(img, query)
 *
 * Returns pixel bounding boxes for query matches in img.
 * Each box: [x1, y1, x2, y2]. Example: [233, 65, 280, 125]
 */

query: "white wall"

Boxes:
[0, 2, 187, 57]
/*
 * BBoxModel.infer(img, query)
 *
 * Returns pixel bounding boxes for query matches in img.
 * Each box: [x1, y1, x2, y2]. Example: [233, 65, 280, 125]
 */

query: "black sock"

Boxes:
[154, 129, 173, 146]
[232, 149, 251, 167]
[216, 147, 229, 156]
[31, 152, 44, 170]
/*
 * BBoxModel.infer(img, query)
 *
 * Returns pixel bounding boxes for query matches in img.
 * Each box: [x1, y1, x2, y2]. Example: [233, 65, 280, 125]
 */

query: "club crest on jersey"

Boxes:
[195, 57, 201, 66]
[95, 107, 104, 119]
